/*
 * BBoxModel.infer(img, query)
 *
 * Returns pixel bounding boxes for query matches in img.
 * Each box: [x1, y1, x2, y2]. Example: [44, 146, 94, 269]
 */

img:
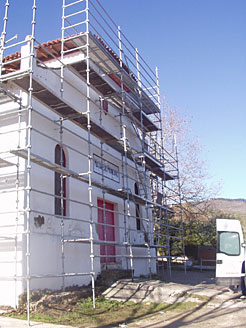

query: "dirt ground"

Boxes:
[2, 269, 246, 328]
[126, 297, 246, 328]
[117, 269, 246, 328]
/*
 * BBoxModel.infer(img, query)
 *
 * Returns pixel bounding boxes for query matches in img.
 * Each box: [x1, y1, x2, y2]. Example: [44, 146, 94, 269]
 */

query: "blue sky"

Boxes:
[1, 0, 246, 199]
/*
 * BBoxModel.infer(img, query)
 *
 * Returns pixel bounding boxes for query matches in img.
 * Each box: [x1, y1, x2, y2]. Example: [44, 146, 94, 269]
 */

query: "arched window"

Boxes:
[55, 144, 66, 216]
[134, 183, 141, 231]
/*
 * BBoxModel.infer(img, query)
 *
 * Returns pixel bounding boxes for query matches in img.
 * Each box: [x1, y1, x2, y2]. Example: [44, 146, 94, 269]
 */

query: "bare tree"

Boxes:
[162, 102, 220, 218]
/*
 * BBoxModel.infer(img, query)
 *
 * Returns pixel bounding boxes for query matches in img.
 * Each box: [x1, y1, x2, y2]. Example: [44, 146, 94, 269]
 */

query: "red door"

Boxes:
[97, 199, 116, 263]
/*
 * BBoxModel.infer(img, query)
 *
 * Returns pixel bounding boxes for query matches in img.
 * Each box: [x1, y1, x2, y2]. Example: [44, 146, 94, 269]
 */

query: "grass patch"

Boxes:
[5, 296, 197, 327]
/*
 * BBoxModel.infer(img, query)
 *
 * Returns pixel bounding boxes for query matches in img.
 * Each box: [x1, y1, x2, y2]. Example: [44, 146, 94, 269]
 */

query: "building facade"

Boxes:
[0, 0, 184, 309]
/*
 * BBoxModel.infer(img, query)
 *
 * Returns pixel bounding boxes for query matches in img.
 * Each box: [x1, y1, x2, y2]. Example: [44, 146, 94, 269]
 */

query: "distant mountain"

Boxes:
[213, 198, 246, 203]
[209, 198, 246, 214]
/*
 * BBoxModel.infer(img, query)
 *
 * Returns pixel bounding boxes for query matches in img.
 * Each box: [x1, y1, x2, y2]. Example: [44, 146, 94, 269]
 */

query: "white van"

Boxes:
[216, 218, 246, 294]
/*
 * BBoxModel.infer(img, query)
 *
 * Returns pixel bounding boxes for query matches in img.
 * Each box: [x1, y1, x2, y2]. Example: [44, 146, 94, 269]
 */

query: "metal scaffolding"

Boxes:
[0, 0, 186, 325]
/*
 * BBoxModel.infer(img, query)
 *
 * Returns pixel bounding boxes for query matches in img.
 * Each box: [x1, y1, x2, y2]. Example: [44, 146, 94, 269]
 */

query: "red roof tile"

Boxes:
[2, 34, 137, 83]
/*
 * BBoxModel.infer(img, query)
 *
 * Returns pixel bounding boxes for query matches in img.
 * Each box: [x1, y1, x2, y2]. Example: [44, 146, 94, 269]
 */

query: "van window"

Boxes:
[218, 231, 240, 256]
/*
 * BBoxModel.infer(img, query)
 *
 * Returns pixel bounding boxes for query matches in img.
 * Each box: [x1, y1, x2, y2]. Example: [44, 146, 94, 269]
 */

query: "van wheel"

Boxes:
[241, 262, 246, 295]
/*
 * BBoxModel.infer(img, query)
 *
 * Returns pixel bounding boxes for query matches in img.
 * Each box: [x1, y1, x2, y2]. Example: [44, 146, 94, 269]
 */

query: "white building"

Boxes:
[0, 0, 184, 309]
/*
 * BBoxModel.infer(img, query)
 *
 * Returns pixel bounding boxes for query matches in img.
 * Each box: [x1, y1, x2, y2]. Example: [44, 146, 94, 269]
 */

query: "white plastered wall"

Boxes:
[0, 85, 27, 307]
[0, 46, 156, 306]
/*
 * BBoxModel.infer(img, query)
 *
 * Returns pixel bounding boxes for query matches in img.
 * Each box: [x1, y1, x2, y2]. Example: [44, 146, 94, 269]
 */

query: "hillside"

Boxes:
[208, 198, 246, 232]
[209, 198, 246, 214]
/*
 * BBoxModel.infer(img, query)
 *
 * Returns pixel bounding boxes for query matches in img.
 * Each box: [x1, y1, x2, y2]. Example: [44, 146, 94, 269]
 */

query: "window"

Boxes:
[55, 144, 66, 216]
[102, 99, 108, 113]
[136, 204, 141, 231]
[218, 231, 240, 256]
[134, 183, 141, 231]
